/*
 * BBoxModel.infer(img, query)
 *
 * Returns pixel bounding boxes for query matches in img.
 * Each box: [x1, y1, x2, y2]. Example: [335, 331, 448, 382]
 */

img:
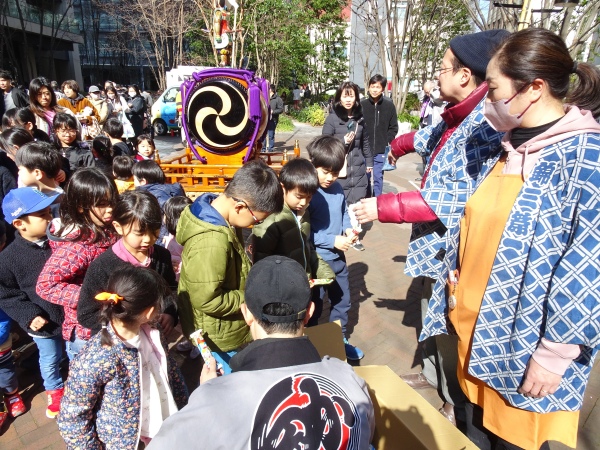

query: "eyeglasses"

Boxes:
[232, 197, 263, 225]
[56, 129, 77, 135]
[436, 66, 453, 75]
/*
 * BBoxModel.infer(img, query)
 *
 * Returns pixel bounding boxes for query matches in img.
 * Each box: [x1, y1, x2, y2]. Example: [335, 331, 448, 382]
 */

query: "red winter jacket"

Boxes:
[378, 83, 489, 224]
[37, 223, 117, 341]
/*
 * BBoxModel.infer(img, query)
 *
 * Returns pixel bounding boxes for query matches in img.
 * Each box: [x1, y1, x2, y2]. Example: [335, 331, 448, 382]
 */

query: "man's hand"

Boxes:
[30, 316, 48, 332]
[200, 356, 222, 384]
[354, 198, 379, 224]
[157, 314, 175, 336]
[518, 357, 562, 399]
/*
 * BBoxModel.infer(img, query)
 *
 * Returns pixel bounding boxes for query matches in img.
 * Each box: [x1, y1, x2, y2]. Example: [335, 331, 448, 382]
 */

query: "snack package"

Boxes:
[348, 202, 362, 235]
[190, 329, 223, 370]
[309, 278, 335, 288]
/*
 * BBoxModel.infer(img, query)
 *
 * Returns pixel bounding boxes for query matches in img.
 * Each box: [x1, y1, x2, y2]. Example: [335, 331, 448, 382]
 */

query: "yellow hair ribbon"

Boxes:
[95, 292, 124, 304]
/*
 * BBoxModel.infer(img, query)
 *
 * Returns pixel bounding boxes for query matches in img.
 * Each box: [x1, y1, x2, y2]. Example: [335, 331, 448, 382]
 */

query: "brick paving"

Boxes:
[0, 122, 598, 449]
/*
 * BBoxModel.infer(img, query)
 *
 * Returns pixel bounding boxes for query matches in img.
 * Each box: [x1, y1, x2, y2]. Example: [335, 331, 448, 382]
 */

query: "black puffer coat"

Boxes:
[125, 95, 147, 138]
[322, 104, 373, 204]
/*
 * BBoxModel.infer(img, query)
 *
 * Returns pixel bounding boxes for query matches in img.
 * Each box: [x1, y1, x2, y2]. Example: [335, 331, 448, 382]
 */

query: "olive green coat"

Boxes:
[251, 204, 334, 280]
[177, 206, 252, 352]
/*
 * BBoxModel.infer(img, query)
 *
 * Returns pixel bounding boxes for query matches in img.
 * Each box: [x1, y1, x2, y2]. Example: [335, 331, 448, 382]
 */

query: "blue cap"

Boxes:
[2, 188, 60, 221]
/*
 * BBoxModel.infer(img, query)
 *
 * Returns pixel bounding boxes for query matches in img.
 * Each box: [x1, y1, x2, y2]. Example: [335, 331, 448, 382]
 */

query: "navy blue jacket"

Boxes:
[0, 234, 64, 338]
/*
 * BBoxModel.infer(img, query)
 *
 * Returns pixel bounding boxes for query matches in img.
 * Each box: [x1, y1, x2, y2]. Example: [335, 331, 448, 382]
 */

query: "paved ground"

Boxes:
[0, 123, 598, 449]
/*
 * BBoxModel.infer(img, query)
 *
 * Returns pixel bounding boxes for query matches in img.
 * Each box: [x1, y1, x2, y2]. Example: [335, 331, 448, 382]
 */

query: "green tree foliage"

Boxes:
[307, 22, 348, 96]
[185, 0, 347, 91]
[289, 103, 326, 126]
[244, 0, 314, 86]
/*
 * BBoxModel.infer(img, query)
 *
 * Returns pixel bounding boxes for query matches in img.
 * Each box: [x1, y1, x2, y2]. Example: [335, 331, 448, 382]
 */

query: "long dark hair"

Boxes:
[494, 28, 600, 118]
[98, 266, 170, 347]
[29, 77, 58, 117]
[333, 81, 361, 119]
[105, 86, 122, 104]
[56, 168, 118, 243]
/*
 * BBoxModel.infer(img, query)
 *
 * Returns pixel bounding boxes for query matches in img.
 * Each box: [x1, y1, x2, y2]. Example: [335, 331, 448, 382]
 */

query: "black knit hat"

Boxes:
[449, 29, 511, 80]
[245, 256, 311, 323]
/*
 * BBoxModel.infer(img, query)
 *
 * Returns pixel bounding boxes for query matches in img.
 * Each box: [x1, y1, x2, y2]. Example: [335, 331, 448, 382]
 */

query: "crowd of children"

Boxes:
[0, 123, 367, 447]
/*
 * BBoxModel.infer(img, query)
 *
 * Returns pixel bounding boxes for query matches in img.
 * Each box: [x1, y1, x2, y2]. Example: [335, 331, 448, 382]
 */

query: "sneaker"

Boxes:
[176, 340, 194, 352]
[343, 338, 364, 361]
[0, 403, 7, 429]
[352, 240, 365, 251]
[189, 346, 201, 360]
[46, 387, 64, 419]
[5, 391, 26, 417]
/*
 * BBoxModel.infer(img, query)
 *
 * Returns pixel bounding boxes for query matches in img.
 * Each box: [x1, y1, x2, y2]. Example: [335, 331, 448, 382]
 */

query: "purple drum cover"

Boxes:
[181, 68, 269, 163]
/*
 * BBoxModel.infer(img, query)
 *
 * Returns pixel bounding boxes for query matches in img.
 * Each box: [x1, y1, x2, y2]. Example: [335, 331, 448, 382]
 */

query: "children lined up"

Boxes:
[0, 136, 368, 445]
[78, 190, 178, 335]
[36, 169, 118, 366]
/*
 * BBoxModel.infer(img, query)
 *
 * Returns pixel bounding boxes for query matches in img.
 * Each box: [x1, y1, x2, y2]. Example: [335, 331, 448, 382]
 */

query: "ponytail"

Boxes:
[567, 62, 600, 119]
[96, 266, 171, 347]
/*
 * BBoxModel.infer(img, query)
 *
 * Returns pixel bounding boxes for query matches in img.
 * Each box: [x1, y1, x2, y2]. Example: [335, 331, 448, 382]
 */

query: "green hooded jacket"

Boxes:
[177, 194, 252, 352]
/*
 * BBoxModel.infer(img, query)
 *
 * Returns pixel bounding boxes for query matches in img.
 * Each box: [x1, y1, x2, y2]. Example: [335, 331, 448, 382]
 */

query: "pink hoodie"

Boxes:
[501, 105, 600, 178]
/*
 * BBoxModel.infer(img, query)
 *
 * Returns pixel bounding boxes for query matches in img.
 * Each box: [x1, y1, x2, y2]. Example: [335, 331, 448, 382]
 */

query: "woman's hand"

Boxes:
[343, 131, 355, 145]
[353, 198, 379, 224]
[366, 167, 373, 174]
[518, 357, 563, 399]
[387, 151, 398, 166]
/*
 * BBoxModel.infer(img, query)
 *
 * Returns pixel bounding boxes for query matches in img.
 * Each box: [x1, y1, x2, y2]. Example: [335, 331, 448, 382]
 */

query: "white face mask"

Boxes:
[483, 86, 532, 132]
[430, 88, 441, 101]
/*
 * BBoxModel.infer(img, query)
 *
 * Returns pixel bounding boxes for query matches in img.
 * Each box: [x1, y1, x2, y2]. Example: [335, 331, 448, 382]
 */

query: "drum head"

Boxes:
[185, 76, 255, 154]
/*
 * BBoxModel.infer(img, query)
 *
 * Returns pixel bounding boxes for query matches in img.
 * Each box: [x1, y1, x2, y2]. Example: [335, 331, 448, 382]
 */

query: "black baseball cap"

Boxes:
[245, 256, 311, 323]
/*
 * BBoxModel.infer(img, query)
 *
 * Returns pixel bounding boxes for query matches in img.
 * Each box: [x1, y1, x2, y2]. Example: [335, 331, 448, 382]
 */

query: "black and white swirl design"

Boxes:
[185, 77, 254, 153]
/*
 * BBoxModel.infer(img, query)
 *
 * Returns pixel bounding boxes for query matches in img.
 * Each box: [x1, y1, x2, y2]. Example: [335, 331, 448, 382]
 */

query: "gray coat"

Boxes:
[148, 356, 375, 449]
[322, 105, 373, 204]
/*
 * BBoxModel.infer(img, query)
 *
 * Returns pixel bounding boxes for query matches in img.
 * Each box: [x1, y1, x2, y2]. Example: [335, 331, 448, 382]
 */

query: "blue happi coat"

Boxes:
[421, 116, 600, 414]
[405, 94, 504, 278]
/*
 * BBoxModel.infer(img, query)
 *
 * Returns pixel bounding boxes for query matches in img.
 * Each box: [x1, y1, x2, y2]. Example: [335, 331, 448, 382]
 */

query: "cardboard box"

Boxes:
[355, 366, 478, 450]
[305, 322, 476, 449]
[304, 320, 346, 361]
